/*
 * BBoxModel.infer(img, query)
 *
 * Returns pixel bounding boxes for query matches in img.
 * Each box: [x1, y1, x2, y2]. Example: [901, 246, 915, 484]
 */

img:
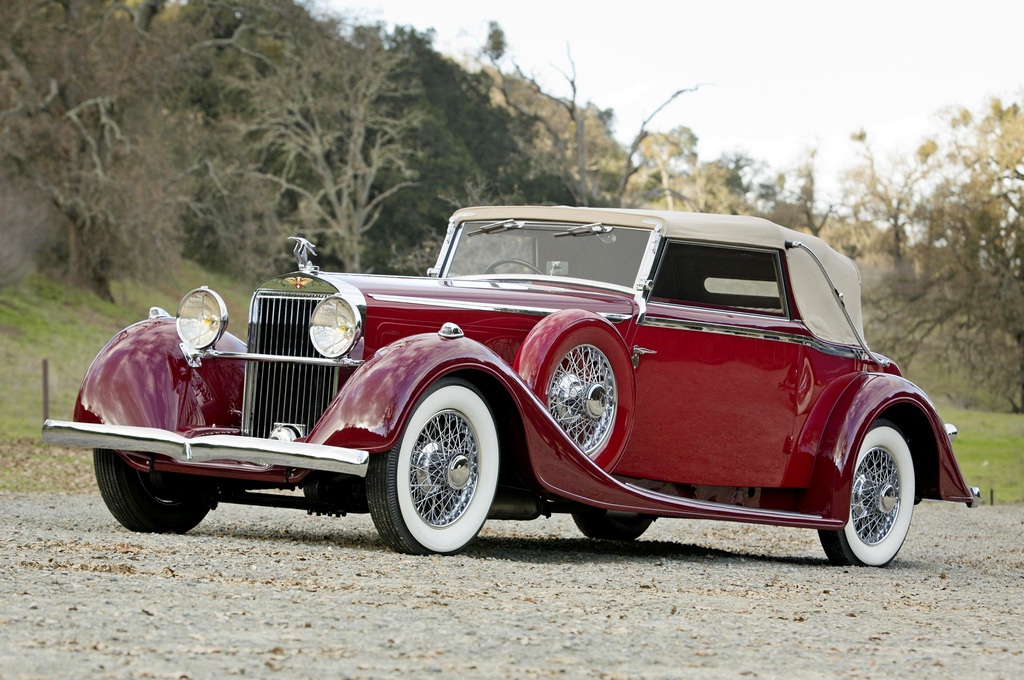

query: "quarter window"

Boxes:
[650, 242, 786, 316]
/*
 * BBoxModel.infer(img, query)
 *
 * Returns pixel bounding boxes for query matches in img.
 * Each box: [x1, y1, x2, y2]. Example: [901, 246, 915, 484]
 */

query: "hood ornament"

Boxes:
[288, 236, 318, 273]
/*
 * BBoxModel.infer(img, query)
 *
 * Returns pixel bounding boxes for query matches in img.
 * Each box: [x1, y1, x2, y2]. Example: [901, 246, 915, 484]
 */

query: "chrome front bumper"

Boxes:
[41, 420, 368, 477]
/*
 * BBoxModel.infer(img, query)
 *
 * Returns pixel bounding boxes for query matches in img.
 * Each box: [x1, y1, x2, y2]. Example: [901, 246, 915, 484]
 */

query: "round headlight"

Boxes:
[176, 287, 228, 350]
[310, 296, 362, 358]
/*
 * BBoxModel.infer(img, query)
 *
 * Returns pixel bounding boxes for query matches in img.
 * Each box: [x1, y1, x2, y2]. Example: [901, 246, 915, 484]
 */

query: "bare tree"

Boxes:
[757, 149, 836, 237]
[614, 86, 707, 206]
[843, 131, 937, 267]
[485, 24, 701, 207]
[244, 22, 419, 271]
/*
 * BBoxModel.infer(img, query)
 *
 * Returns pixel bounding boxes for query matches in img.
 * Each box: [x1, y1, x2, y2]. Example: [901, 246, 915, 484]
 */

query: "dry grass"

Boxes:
[0, 440, 96, 494]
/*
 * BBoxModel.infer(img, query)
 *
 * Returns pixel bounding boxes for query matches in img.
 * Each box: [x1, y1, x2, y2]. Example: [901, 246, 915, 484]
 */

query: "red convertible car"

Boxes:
[43, 206, 979, 566]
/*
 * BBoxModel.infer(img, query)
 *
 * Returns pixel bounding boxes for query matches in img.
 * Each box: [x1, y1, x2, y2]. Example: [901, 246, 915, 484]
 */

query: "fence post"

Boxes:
[42, 359, 49, 423]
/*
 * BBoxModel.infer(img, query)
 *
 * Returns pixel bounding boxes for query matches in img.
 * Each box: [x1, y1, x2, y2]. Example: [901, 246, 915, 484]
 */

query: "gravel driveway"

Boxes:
[2, 490, 1020, 679]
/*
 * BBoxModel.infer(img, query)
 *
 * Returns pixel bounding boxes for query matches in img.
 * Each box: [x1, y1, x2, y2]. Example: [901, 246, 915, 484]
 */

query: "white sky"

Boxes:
[325, 0, 1023, 198]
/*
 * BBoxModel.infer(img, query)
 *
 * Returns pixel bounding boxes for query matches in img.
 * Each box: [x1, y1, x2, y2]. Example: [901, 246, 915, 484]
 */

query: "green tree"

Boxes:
[756, 149, 836, 238]
[368, 27, 533, 274]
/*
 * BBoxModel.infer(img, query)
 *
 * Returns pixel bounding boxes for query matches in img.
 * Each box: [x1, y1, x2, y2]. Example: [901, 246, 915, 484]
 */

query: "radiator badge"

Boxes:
[285, 276, 313, 289]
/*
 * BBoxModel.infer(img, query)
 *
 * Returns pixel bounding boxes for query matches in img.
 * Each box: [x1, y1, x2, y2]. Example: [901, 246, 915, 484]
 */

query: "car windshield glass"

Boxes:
[446, 221, 651, 288]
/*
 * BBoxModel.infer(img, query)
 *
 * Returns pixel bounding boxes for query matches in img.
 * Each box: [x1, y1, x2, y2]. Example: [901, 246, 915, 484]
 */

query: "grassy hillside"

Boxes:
[934, 406, 1024, 505]
[1, 269, 1020, 503]
[0, 266, 255, 440]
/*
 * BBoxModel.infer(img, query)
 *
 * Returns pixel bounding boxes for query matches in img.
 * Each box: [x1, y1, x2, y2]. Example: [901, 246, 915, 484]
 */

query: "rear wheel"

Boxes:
[367, 378, 499, 555]
[818, 421, 915, 567]
[572, 508, 654, 541]
[94, 449, 210, 533]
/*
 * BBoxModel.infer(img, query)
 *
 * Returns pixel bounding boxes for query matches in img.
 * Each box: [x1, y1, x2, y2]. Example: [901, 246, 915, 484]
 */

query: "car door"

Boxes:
[613, 241, 807, 489]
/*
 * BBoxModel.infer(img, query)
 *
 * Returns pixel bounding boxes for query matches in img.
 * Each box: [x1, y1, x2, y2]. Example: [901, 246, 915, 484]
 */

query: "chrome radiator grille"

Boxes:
[241, 291, 340, 439]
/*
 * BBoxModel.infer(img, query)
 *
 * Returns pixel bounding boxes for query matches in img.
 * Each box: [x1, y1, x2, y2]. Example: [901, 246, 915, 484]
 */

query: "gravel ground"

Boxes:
[1, 490, 1021, 679]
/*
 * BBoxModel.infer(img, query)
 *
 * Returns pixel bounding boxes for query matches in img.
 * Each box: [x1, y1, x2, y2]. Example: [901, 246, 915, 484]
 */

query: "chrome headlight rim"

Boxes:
[175, 287, 229, 350]
[309, 294, 363, 359]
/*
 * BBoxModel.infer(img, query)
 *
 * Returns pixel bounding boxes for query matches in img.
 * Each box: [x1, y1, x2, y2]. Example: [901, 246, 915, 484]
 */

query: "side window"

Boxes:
[650, 242, 787, 316]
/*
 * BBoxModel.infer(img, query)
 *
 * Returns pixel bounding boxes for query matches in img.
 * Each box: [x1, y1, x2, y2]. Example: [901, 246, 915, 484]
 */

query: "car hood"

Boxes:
[267, 272, 639, 363]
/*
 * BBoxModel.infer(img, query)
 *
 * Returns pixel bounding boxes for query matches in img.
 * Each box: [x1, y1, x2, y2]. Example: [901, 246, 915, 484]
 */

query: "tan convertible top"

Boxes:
[451, 206, 863, 346]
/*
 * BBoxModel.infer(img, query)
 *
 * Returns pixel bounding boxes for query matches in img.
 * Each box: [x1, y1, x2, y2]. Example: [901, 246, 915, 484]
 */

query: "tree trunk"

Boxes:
[1017, 332, 1024, 414]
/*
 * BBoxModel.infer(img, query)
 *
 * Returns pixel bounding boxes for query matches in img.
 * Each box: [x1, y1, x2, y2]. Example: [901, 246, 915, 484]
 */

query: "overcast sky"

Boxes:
[325, 0, 1023, 196]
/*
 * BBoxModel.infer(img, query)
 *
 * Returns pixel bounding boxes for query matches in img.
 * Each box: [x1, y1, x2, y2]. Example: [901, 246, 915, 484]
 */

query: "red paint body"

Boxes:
[71, 270, 974, 528]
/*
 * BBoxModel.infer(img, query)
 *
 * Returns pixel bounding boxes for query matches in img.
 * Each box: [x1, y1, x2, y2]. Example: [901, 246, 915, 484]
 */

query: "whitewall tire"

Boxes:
[819, 420, 915, 567]
[367, 378, 499, 555]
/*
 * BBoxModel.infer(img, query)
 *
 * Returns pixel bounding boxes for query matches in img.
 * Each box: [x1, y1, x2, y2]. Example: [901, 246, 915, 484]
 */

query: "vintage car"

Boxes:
[43, 205, 980, 566]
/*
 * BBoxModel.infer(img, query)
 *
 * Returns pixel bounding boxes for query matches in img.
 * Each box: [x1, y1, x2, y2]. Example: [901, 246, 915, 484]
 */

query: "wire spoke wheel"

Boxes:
[850, 446, 901, 545]
[408, 410, 479, 527]
[367, 378, 499, 555]
[547, 344, 616, 457]
[818, 420, 915, 567]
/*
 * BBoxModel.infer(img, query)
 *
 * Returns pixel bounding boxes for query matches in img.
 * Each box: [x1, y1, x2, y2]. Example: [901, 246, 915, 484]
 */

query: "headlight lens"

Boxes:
[176, 287, 228, 350]
[310, 296, 362, 358]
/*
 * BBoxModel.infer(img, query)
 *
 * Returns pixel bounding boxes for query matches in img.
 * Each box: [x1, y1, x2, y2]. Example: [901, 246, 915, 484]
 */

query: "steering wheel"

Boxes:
[483, 258, 543, 274]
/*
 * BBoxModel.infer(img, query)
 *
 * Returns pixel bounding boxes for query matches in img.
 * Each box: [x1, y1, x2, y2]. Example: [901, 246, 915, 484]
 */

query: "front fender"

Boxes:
[309, 332, 530, 453]
[797, 372, 975, 521]
[73, 318, 245, 432]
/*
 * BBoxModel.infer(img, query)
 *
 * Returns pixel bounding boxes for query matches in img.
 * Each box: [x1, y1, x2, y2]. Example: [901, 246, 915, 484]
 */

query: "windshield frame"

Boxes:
[434, 218, 662, 295]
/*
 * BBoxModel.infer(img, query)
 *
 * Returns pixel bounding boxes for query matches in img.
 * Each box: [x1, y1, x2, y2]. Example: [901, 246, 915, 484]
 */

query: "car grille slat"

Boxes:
[241, 291, 340, 439]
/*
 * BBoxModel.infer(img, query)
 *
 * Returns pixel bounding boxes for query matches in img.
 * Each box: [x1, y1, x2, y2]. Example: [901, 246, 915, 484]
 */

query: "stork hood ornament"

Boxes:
[288, 236, 318, 273]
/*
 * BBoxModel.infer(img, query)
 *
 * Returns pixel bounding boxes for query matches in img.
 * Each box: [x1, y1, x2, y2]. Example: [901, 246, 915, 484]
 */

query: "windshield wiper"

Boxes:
[468, 219, 523, 237]
[554, 222, 613, 238]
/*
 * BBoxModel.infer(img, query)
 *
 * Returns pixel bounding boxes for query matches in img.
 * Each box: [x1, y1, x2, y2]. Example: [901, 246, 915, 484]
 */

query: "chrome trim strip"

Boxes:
[633, 222, 663, 294]
[451, 275, 637, 296]
[42, 420, 368, 477]
[205, 350, 362, 366]
[641, 315, 862, 359]
[184, 345, 363, 368]
[368, 293, 632, 323]
[624, 482, 836, 525]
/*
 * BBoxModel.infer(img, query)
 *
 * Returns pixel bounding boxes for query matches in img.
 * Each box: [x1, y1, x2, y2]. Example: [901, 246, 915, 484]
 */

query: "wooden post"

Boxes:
[42, 359, 49, 422]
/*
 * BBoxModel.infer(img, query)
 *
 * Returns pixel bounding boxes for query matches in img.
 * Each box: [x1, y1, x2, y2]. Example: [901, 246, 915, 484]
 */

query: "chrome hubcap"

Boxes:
[585, 384, 607, 418]
[409, 410, 478, 527]
[850, 446, 901, 545]
[547, 344, 616, 457]
[447, 455, 472, 490]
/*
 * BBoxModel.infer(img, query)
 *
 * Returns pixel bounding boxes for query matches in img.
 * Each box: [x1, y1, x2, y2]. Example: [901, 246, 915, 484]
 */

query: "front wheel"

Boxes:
[94, 449, 210, 533]
[818, 421, 915, 567]
[366, 378, 500, 555]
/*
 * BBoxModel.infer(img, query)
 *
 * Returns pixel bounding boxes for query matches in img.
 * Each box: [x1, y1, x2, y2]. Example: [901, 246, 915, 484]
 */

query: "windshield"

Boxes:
[444, 220, 652, 289]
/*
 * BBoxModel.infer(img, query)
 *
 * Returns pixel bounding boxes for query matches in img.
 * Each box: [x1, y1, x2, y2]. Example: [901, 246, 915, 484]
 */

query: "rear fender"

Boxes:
[73, 318, 245, 433]
[797, 372, 974, 521]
